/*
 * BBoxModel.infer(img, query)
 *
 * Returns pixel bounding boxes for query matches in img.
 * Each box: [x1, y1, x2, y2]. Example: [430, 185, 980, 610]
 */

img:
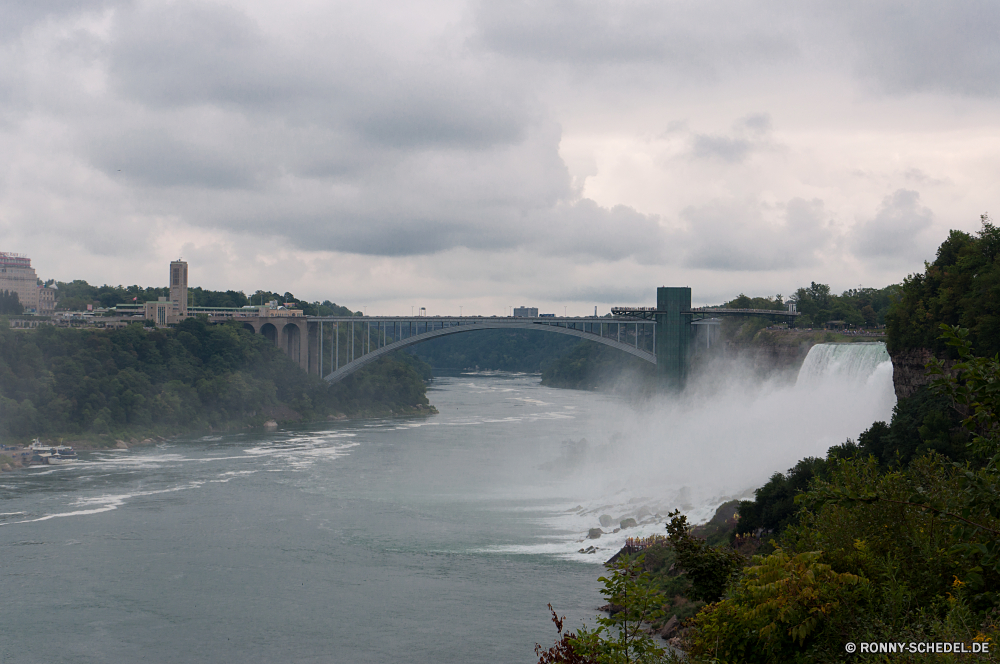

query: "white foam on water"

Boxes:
[1, 482, 206, 526]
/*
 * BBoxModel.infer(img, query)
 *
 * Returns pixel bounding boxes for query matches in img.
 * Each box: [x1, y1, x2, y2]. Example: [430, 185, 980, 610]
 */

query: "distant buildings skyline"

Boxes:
[0, 252, 55, 314]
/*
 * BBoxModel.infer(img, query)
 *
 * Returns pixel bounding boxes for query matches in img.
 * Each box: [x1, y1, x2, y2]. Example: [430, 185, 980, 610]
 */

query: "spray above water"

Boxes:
[535, 342, 898, 558]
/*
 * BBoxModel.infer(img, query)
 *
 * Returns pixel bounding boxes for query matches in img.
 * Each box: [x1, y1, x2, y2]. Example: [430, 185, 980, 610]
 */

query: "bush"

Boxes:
[688, 549, 867, 663]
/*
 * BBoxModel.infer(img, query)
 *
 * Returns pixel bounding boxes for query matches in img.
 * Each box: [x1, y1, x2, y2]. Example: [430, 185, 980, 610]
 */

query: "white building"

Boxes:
[0, 252, 40, 312]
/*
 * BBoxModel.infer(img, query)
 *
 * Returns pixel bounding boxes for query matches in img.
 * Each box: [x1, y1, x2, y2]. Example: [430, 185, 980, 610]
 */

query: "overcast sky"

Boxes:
[2, 0, 998, 314]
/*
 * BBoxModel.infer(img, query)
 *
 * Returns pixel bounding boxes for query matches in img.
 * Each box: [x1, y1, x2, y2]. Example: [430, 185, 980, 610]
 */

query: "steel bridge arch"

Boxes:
[322, 320, 656, 383]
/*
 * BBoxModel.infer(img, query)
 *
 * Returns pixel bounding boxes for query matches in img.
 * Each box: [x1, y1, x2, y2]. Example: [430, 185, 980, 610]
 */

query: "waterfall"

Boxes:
[796, 342, 892, 387]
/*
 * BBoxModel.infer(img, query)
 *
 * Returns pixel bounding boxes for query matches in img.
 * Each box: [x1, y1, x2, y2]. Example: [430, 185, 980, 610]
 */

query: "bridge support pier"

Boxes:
[655, 286, 693, 390]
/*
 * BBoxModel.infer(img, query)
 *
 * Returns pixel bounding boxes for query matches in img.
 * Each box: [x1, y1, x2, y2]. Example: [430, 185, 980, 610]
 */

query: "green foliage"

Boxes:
[789, 282, 899, 329]
[665, 511, 745, 603]
[725, 293, 785, 310]
[0, 290, 23, 315]
[55, 280, 168, 311]
[0, 320, 431, 440]
[887, 215, 1000, 356]
[688, 549, 867, 663]
[541, 341, 655, 391]
[929, 324, 1000, 467]
[736, 458, 828, 537]
[570, 553, 670, 664]
[410, 329, 579, 373]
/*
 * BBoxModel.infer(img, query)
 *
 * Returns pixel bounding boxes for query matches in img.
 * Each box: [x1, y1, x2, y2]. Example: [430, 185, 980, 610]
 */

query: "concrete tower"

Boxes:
[170, 260, 188, 317]
[654, 286, 693, 390]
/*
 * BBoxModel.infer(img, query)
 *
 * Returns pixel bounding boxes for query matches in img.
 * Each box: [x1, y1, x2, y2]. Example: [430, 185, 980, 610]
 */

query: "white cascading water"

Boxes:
[531, 341, 899, 559]
[795, 342, 892, 387]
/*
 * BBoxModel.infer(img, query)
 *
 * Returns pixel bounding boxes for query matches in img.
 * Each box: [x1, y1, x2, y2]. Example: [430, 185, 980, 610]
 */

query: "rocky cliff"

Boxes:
[887, 347, 959, 400]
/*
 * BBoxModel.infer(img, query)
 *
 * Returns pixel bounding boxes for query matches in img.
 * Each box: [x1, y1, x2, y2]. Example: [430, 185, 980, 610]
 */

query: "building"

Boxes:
[513, 306, 538, 318]
[0, 252, 40, 313]
[144, 260, 305, 327]
[170, 260, 188, 319]
[145, 297, 171, 327]
[37, 284, 56, 314]
[144, 259, 189, 326]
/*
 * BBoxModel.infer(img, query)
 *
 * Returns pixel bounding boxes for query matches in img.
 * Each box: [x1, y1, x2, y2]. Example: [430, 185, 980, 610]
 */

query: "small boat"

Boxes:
[47, 445, 78, 464]
[28, 439, 78, 464]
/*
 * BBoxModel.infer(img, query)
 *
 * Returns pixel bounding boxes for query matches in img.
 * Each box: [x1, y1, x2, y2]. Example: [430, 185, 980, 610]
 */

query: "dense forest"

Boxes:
[0, 318, 432, 444]
[538, 221, 1000, 662]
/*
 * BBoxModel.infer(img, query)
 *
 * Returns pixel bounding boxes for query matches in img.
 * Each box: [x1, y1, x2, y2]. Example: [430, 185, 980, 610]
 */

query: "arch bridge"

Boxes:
[311, 315, 657, 383]
[229, 287, 799, 389]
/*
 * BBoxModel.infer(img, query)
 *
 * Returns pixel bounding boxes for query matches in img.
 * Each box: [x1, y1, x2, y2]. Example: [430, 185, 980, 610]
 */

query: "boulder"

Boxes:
[587, 528, 604, 539]
[612, 527, 621, 533]
[115, 441, 129, 449]
[263, 420, 278, 429]
[659, 615, 679, 639]
[599, 514, 614, 528]
[620, 518, 638, 529]
[1, 464, 11, 472]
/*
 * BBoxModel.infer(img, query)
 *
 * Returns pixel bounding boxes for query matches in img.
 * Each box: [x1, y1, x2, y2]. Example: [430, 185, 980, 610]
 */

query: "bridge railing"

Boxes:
[306, 316, 657, 381]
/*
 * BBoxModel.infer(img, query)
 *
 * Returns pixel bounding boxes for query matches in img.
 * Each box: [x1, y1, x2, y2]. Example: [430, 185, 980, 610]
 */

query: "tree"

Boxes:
[0, 290, 23, 315]
[861, 305, 877, 327]
[570, 553, 669, 664]
[665, 511, 744, 603]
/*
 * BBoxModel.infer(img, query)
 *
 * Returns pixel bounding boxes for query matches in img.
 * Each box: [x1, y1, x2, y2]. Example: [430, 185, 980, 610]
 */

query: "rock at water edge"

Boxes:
[620, 518, 638, 529]
[588, 528, 604, 539]
[599, 514, 614, 528]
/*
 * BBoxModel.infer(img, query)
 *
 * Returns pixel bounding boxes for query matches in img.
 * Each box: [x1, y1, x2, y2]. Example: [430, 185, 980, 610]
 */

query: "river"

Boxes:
[0, 348, 896, 663]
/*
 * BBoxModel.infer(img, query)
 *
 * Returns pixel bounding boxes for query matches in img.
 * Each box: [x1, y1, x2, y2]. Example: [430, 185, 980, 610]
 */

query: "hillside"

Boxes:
[0, 318, 432, 445]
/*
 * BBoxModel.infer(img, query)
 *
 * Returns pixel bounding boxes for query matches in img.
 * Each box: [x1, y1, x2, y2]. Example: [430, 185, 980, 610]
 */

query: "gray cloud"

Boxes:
[471, 0, 798, 73]
[852, 189, 934, 260]
[0, 1, 122, 40]
[107, 2, 532, 150]
[845, 1, 1000, 97]
[681, 197, 832, 271]
[690, 113, 776, 163]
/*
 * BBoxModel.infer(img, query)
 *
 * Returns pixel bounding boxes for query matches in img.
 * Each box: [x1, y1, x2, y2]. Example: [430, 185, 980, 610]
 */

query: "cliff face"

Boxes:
[888, 347, 959, 400]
